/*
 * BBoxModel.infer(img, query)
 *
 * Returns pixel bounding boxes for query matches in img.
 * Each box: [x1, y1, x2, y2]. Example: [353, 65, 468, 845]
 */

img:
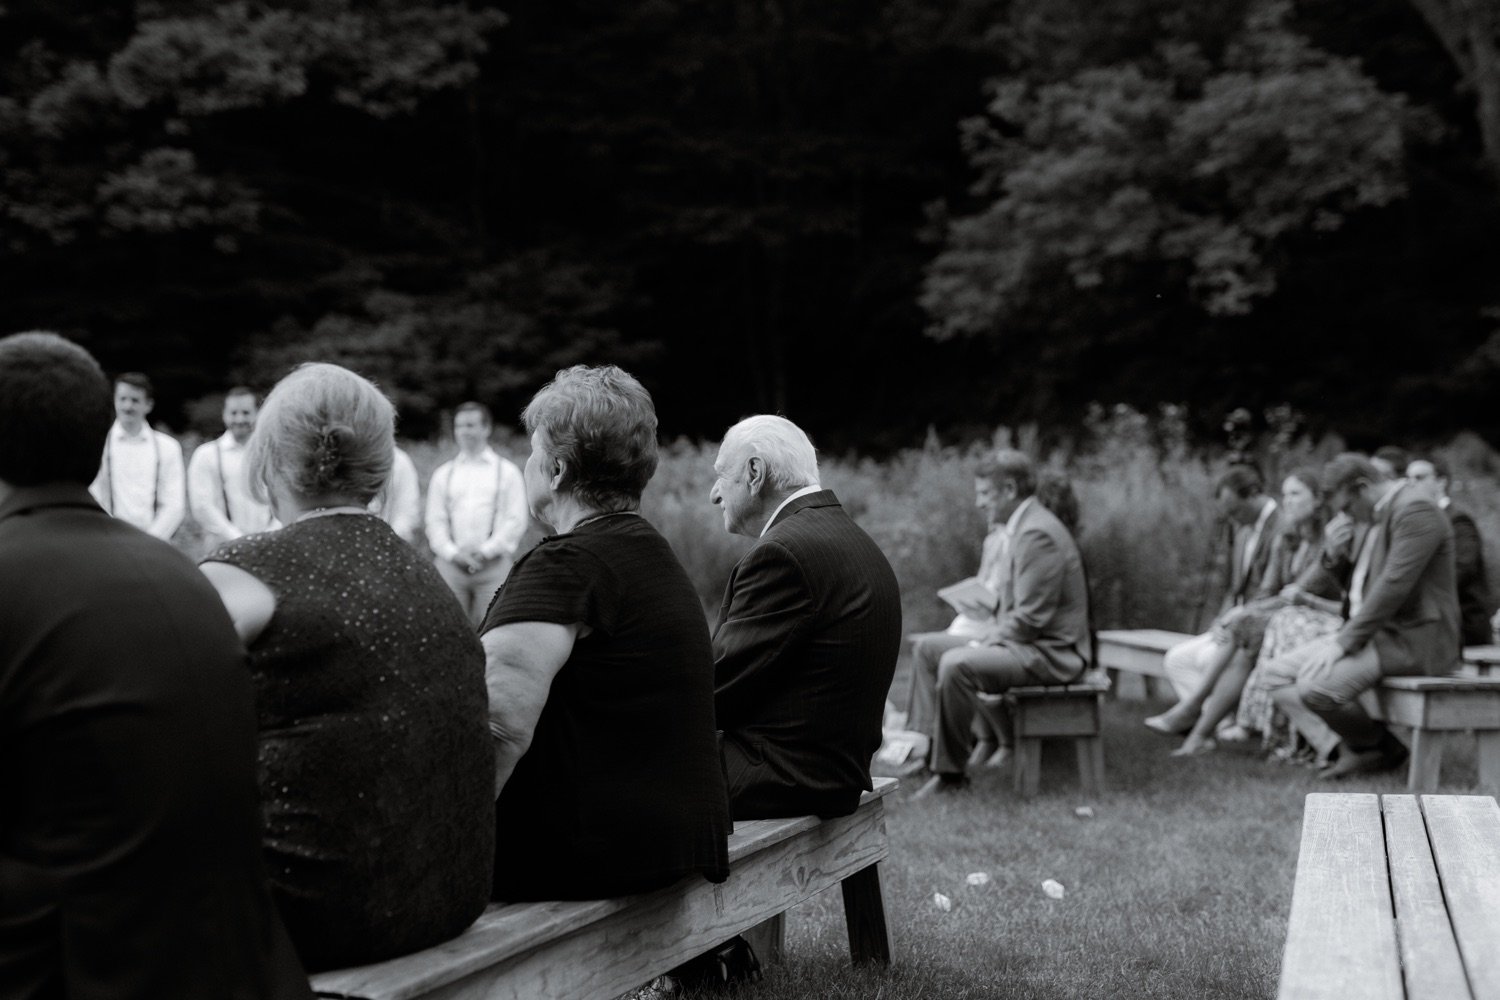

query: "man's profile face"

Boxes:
[454, 410, 491, 453]
[975, 477, 1004, 526]
[222, 393, 257, 443]
[710, 444, 758, 538]
[114, 383, 151, 431]
[1405, 460, 1444, 504]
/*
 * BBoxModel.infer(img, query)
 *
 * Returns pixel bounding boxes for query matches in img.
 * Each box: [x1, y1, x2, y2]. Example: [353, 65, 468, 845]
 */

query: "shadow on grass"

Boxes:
[684, 699, 1487, 1000]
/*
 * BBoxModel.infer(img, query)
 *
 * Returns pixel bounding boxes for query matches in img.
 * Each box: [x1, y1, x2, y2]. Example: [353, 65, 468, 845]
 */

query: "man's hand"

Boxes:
[1324, 512, 1354, 554]
[458, 546, 488, 574]
[1302, 637, 1346, 674]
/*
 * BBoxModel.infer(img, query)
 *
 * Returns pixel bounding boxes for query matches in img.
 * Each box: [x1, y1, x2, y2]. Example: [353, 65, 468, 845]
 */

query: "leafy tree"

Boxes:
[923, 1, 1436, 339]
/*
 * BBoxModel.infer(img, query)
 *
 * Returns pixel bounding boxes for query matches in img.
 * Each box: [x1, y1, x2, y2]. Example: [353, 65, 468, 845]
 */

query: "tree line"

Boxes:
[3, 0, 1498, 449]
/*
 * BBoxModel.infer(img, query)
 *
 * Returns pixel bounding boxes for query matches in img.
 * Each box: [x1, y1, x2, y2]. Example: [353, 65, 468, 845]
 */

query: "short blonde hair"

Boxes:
[246, 363, 395, 506]
[720, 415, 819, 492]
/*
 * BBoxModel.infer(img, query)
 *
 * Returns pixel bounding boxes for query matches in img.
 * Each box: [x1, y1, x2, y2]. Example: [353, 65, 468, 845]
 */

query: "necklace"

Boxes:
[570, 510, 641, 531]
[295, 505, 373, 523]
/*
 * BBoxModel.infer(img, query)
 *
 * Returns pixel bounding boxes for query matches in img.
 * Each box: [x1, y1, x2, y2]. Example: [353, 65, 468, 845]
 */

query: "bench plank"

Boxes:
[1420, 795, 1500, 999]
[313, 779, 896, 1000]
[1095, 629, 1193, 678]
[1278, 793, 1402, 1000]
[1380, 796, 1472, 1000]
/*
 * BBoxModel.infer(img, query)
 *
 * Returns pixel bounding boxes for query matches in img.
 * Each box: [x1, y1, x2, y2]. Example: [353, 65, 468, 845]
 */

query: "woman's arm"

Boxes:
[199, 561, 277, 646]
[481, 620, 586, 797]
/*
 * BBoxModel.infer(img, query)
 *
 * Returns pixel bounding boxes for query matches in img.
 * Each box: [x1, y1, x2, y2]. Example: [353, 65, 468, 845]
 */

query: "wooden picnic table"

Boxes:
[1279, 792, 1500, 1000]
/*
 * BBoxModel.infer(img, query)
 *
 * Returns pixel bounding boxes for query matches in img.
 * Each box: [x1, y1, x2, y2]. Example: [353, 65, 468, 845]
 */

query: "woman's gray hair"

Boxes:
[246, 362, 395, 506]
[721, 415, 820, 493]
[522, 365, 658, 511]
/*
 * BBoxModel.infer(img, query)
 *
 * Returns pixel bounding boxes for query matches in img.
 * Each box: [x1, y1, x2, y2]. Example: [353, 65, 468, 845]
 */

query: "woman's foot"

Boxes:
[1170, 736, 1216, 757]
[1144, 709, 1194, 736]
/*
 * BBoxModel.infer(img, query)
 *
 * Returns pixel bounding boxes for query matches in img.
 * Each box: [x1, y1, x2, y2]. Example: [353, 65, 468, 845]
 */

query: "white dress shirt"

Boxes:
[760, 484, 823, 537]
[187, 432, 276, 546]
[370, 447, 422, 543]
[424, 447, 529, 562]
[90, 421, 186, 540]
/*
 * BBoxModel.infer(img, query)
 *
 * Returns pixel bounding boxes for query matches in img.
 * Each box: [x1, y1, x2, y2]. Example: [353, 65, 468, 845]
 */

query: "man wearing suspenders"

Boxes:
[424, 401, 530, 624]
[89, 372, 186, 541]
[187, 385, 276, 553]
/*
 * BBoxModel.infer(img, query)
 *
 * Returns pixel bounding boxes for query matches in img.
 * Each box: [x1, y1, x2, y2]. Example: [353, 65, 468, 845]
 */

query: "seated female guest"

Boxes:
[199, 363, 494, 971]
[481, 365, 730, 901]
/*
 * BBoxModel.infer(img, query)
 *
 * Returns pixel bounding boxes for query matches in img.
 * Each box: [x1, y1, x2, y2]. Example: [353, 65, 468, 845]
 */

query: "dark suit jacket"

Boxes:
[713, 490, 901, 820]
[1221, 501, 1279, 613]
[992, 499, 1092, 682]
[0, 485, 310, 1000]
[1336, 484, 1461, 675]
[1450, 508, 1496, 646]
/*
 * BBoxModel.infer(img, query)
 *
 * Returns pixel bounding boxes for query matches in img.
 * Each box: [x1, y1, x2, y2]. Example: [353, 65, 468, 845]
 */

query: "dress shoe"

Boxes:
[895, 758, 930, 779]
[1143, 712, 1193, 736]
[912, 774, 969, 800]
[981, 745, 1013, 769]
[1317, 742, 1408, 781]
[966, 739, 999, 768]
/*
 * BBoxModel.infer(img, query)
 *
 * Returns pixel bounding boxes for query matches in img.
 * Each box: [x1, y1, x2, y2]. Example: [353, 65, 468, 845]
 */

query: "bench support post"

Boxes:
[1477, 731, 1500, 795]
[742, 914, 785, 966]
[840, 862, 892, 966]
[1013, 737, 1043, 796]
[1075, 735, 1104, 797]
[1406, 728, 1446, 790]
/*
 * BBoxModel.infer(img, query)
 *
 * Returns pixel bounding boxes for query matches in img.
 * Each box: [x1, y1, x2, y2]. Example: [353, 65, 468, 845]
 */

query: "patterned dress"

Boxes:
[207, 513, 495, 971]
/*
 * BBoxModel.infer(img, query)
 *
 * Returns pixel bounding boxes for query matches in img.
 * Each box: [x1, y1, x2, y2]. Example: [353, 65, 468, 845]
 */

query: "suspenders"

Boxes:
[444, 456, 504, 544]
[216, 438, 232, 525]
[104, 429, 162, 520]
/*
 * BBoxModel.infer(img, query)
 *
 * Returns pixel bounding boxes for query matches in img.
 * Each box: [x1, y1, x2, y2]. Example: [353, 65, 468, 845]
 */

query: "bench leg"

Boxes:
[742, 913, 785, 966]
[840, 863, 892, 966]
[1477, 731, 1500, 795]
[1406, 728, 1445, 791]
[1075, 735, 1104, 796]
[1014, 738, 1042, 797]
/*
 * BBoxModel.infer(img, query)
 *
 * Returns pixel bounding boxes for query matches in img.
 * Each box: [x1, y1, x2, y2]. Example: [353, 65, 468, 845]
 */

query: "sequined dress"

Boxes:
[206, 513, 495, 971]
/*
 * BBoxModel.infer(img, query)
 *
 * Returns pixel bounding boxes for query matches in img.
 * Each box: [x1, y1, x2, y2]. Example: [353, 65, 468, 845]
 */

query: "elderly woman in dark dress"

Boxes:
[481, 364, 730, 901]
[199, 363, 494, 971]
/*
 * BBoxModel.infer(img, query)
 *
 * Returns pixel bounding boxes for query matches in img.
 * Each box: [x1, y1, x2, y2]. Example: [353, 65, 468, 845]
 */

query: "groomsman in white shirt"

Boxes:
[186, 386, 276, 552]
[424, 402, 529, 623]
[371, 445, 422, 544]
[89, 372, 185, 540]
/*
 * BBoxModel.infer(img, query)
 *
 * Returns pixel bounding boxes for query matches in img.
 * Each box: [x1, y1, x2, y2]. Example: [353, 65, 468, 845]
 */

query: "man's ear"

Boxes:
[745, 456, 766, 495]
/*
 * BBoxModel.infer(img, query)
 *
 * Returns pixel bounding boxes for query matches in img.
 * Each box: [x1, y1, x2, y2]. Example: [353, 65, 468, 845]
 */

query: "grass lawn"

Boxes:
[693, 695, 1486, 1000]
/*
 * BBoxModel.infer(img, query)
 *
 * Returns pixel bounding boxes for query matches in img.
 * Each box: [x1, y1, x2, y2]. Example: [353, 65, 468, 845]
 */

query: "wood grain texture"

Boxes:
[1421, 795, 1500, 999]
[1278, 793, 1402, 1000]
[840, 862, 892, 965]
[311, 780, 897, 1000]
[1380, 795, 1472, 1000]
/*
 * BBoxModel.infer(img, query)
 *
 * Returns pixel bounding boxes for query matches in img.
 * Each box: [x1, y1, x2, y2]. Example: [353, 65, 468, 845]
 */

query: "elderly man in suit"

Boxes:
[709, 414, 902, 820]
[1265, 453, 1460, 779]
[913, 450, 1093, 797]
[1145, 464, 1278, 734]
[0, 333, 309, 1000]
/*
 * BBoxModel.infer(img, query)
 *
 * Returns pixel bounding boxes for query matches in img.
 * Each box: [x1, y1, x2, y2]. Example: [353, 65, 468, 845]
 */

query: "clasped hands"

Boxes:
[456, 546, 498, 574]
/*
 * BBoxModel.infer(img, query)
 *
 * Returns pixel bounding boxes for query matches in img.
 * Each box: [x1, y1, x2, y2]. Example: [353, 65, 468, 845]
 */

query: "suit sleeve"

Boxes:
[712, 540, 816, 730]
[1336, 502, 1446, 655]
[995, 527, 1064, 644]
[1452, 513, 1483, 589]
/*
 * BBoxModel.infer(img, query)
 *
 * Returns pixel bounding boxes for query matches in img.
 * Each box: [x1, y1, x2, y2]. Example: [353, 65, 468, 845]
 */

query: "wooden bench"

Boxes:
[1369, 676, 1500, 793]
[309, 778, 896, 1000]
[1095, 628, 1191, 699]
[1099, 629, 1500, 696]
[977, 674, 1109, 797]
[1279, 792, 1500, 999]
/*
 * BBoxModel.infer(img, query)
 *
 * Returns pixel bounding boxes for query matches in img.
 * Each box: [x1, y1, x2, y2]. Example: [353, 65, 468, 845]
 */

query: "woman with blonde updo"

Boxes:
[199, 363, 494, 971]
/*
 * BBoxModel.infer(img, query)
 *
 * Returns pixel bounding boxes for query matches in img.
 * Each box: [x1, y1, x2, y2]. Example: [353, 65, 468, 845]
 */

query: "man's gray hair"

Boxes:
[722, 415, 820, 492]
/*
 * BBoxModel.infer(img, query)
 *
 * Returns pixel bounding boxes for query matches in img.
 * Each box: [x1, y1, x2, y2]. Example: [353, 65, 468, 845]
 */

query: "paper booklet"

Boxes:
[936, 576, 999, 615]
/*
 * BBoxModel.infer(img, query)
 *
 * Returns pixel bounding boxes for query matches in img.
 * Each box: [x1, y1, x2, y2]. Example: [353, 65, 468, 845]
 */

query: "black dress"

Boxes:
[480, 512, 731, 900]
[208, 513, 495, 971]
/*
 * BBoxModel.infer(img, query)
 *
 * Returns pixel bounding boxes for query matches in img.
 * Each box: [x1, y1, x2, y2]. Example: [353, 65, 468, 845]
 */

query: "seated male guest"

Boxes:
[913, 450, 1093, 797]
[1408, 455, 1496, 645]
[481, 366, 730, 900]
[710, 415, 902, 819]
[0, 333, 309, 999]
[1265, 453, 1460, 779]
[200, 363, 494, 971]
